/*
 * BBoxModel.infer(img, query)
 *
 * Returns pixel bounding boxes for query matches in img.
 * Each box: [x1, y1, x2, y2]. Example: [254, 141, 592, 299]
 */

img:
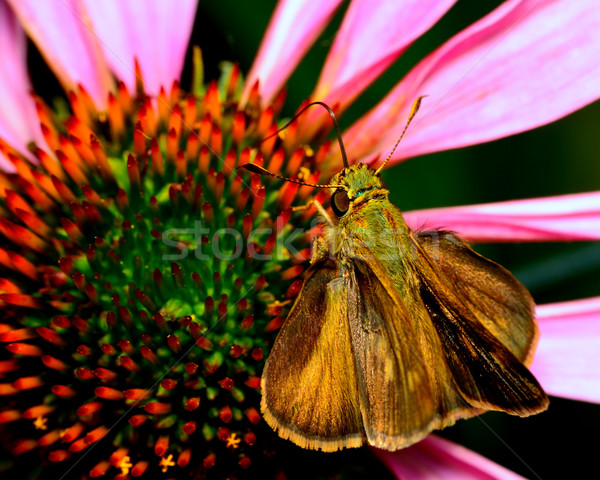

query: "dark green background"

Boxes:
[29, 1, 600, 478]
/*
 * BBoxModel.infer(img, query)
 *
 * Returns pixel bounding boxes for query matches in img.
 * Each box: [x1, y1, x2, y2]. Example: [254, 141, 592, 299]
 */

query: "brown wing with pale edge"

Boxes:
[416, 231, 538, 364]
[346, 257, 462, 450]
[414, 233, 549, 416]
[261, 259, 365, 452]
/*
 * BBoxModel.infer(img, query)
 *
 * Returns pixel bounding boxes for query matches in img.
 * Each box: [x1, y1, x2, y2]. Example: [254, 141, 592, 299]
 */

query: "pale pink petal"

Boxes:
[404, 191, 600, 242]
[7, 0, 113, 108]
[313, 0, 457, 111]
[0, 0, 43, 169]
[82, 0, 197, 96]
[531, 297, 600, 404]
[241, 0, 343, 105]
[345, 0, 600, 163]
[375, 435, 526, 480]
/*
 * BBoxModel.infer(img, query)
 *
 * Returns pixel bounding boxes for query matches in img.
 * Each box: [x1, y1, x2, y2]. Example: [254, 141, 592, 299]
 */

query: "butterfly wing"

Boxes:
[413, 232, 549, 415]
[261, 258, 365, 452]
[418, 279, 549, 415]
[345, 255, 463, 450]
[417, 230, 538, 364]
[344, 238, 547, 452]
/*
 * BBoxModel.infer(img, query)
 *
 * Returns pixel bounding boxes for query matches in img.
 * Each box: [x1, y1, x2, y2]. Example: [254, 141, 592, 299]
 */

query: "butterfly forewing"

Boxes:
[418, 281, 549, 415]
[417, 231, 539, 364]
[261, 259, 365, 452]
[414, 234, 549, 415]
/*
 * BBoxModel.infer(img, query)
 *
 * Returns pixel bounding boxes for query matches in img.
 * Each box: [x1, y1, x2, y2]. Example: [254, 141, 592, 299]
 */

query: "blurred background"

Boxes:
[28, 0, 600, 478]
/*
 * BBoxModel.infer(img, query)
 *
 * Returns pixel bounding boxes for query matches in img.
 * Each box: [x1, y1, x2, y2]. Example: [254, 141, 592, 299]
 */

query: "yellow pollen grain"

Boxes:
[33, 416, 48, 430]
[226, 433, 241, 449]
[159, 454, 175, 472]
[118, 456, 133, 475]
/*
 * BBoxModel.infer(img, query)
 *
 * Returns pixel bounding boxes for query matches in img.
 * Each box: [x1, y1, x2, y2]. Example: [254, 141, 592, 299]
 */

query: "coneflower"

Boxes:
[1, 1, 600, 479]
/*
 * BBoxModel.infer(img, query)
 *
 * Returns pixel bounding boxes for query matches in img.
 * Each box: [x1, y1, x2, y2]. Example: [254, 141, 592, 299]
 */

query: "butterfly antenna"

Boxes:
[239, 163, 346, 189]
[374, 96, 426, 175]
[239, 101, 350, 189]
[254, 101, 349, 169]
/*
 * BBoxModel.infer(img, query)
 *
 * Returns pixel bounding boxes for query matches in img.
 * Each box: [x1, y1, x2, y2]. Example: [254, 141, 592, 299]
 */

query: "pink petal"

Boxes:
[345, 0, 600, 163]
[531, 297, 600, 404]
[7, 0, 114, 108]
[241, 0, 343, 105]
[313, 0, 457, 111]
[375, 435, 526, 480]
[82, 0, 197, 96]
[0, 0, 43, 169]
[403, 191, 600, 242]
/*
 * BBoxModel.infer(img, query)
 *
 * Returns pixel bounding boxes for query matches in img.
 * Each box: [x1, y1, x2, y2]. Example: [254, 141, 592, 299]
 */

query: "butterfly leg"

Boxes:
[291, 199, 334, 226]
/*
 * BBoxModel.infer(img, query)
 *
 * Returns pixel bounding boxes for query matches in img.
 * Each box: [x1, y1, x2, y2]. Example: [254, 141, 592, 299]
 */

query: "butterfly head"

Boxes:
[326, 96, 425, 218]
[329, 164, 387, 217]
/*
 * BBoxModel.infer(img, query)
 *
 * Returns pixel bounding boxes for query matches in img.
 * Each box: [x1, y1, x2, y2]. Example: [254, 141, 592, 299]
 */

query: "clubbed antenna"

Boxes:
[374, 96, 426, 175]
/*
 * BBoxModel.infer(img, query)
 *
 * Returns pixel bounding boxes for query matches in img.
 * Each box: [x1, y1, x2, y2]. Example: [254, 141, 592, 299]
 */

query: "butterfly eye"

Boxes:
[331, 189, 350, 217]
